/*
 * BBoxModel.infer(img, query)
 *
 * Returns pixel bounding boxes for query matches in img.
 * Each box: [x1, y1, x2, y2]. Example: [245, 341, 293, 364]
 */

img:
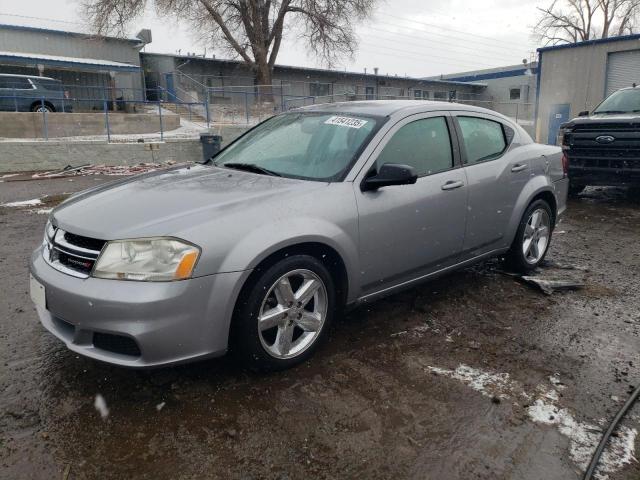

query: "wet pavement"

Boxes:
[1, 176, 639, 480]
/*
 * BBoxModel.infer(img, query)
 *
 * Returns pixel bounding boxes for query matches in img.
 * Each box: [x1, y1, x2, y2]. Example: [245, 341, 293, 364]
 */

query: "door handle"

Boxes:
[511, 164, 527, 172]
[441, 180, 464, 191]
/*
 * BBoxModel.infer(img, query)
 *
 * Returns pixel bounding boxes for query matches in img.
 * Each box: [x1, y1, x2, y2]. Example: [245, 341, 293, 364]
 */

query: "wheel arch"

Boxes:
[506, 177, 558, 246]
[235, 241, 350, 312]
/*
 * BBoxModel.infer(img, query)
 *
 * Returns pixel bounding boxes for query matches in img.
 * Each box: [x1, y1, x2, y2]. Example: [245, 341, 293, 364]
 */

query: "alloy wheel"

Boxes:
[522, 208, 551, 264]
[258, 269, 328, 359]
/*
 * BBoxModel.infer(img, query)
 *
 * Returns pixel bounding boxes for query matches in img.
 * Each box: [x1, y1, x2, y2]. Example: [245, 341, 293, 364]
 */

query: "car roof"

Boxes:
[0, 73, 59, 81]
[297, 100, 503, 118]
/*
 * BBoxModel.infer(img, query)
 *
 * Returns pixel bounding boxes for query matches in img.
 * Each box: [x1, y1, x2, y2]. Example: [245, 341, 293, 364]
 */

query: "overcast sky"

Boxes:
[0, 0, 548, 77]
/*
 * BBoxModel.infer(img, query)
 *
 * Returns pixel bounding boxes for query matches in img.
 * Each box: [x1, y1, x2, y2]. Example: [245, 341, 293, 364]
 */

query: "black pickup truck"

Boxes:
[559, 86, 640, 195]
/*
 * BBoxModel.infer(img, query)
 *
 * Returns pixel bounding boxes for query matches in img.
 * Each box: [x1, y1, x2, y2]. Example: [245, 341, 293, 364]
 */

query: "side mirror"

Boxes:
[361, 163, 418, 192]
[578, 110, 589, 117]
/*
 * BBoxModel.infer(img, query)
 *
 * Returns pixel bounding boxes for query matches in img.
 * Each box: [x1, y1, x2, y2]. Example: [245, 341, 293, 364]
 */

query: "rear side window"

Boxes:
[375, 117, 453, 177]
[457, 116, 507, 164]
[33, 79, 62, 91]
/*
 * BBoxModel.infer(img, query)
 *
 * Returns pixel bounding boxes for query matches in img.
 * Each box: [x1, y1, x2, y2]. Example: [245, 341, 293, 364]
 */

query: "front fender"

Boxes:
[505, 176, 555, 247]
[217, 216, 359, 301]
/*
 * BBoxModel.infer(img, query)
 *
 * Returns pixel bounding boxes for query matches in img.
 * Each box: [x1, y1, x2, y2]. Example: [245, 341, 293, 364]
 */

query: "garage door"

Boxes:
[606, 50, 640, 96]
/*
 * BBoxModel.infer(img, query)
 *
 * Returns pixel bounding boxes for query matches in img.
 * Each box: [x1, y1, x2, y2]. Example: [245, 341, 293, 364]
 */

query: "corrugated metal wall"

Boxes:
[605, 49, 640, 95]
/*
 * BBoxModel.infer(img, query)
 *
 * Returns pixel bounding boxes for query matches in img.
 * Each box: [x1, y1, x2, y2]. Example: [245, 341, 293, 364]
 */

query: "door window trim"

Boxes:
[356, 111, 464, 186]
[452, 113, 512, 165]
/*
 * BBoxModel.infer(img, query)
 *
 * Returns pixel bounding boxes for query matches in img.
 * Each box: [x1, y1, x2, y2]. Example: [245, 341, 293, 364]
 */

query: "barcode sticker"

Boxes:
[324, 116, 368, 129]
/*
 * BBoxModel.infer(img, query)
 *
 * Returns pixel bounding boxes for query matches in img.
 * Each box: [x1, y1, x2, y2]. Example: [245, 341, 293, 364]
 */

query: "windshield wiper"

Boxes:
[219, 162, 282, 177]
[594, 110, 627, 114]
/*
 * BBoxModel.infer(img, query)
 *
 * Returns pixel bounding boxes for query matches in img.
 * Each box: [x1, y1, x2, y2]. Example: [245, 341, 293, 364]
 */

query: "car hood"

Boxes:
[52, 165, 326, 240]
[565, 113, 640, 125]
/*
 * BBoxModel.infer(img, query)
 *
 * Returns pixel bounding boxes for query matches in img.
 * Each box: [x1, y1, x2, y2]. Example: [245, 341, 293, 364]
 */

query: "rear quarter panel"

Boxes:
[504, 143, 567, 243]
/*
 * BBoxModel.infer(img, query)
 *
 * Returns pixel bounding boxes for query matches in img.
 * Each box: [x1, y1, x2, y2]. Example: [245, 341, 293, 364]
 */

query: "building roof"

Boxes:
[537, 33, 640, 53]
[142, 52, 488, 88]
[0, 22, 146, 45]
[431, 63, 539, 83]
[0, 50, 141, 71]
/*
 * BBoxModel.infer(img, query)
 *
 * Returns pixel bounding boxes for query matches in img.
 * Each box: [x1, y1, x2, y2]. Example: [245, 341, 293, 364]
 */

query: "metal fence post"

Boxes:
[41, 97, 48, 141]
[158, 100, 164, 141]
[13, 88, 17, 112]
[103, 100, 111, 143]
[245, 92, 249, 124]
[204, 88, 211, 127]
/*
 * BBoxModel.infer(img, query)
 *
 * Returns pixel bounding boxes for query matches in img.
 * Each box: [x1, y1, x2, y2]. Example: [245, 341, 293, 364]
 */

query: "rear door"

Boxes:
[355, 112, 468, 295]
[453, 113, 530, 257]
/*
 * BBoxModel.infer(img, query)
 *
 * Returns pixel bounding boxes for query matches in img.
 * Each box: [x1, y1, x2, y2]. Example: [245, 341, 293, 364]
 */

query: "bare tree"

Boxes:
[534, 0, 640, 45]
[83, 0, 377, 88]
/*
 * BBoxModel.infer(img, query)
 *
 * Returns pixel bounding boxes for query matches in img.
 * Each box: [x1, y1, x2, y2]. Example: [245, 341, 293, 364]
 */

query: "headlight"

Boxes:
[44, 219, 55, 246]
[93, 238, 200, 281]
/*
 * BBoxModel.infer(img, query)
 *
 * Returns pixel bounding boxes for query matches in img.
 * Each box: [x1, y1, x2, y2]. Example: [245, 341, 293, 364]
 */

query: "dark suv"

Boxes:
[0, 74, 70, 112]
[559, 86, 640, 194]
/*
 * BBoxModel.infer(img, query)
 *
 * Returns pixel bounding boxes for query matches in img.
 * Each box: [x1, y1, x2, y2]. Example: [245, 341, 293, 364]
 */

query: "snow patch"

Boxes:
[94, 394, 109, 420]
[2, 198, 42, 207]
[428, 364, 518, 399]
[428, 364, 637, 479]
[527, 399, 637, 479]
[31, 208, 53, 215]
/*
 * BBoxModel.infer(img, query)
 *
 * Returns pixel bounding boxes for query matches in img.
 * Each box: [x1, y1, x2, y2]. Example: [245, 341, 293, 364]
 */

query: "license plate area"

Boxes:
[30, 274, 46, 310]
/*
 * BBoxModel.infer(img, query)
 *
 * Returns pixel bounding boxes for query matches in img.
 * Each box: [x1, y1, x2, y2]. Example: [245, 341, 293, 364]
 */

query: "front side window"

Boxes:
[375, 117, 453, 177]
[457, 116, 507, 164]
[213, 112, 380, 181]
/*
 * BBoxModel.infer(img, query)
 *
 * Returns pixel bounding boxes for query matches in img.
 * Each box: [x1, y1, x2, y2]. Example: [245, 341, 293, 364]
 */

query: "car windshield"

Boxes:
[212, 112, 381, 181]
[593, 88, 640, 114]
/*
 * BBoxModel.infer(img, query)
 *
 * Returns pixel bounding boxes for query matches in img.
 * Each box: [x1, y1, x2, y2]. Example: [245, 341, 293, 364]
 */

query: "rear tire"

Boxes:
[232, 254, 336, 372]
[504, 199, 553, 274]
[31, 103, 54, 113]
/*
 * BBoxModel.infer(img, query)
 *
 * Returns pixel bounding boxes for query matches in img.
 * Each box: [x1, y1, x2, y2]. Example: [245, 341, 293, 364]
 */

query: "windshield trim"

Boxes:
[206, 111, 389, 183]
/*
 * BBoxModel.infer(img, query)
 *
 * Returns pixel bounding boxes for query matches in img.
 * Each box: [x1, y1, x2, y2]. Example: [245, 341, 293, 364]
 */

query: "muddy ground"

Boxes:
[1, 175, 639, 480]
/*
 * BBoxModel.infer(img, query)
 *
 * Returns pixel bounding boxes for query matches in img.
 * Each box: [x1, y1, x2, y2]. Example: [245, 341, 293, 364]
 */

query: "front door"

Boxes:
[547, 103, 570, 145]
[355, 113, 468, 295]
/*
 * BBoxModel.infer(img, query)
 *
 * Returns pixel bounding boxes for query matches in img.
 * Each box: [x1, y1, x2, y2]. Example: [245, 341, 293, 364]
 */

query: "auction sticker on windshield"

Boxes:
[324, 116, 368, 129]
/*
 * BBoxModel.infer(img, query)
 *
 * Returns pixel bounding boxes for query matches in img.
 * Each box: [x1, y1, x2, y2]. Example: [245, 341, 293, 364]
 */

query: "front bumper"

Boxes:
[30, 246, 250, 368]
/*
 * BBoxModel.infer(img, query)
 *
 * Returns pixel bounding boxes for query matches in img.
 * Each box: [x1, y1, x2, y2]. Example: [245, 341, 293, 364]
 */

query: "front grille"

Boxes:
[44, 227, 105, 278]
[64, 231, 106, 252]
[93, 332, 141, 357]
[566, 123, 640, 172]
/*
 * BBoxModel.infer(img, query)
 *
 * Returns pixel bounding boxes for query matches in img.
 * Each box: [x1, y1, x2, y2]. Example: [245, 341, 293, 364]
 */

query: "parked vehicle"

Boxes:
[0, 73, 70, 112]
[559, 86, 640, 194]
[30, 101, 568, 371]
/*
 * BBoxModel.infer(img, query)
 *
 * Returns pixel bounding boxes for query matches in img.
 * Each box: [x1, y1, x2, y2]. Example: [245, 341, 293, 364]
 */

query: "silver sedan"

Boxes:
[29, 101, 568, 371]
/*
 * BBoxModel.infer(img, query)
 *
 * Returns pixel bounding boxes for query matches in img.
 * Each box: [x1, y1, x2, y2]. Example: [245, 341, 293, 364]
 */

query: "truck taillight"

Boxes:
[561, 153, 569, 177]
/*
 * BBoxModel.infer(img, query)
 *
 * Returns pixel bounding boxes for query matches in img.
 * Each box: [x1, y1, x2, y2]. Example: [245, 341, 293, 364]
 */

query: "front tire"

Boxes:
[232, 255, 336, 371]
[504, 200, 553, 274]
